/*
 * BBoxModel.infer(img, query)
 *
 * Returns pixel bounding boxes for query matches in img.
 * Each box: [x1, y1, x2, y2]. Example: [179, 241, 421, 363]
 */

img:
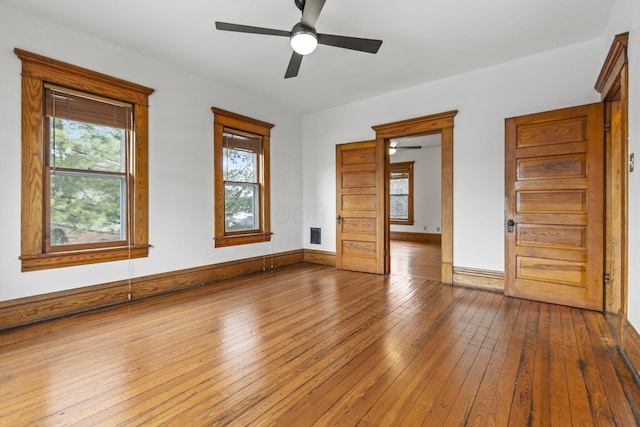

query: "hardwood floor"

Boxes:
[1, 243, 639, 425]
[390, 239, 441, 280]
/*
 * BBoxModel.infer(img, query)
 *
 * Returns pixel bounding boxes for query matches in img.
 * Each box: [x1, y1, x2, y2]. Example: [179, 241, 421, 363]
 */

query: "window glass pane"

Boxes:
[225, 183, 259, 232]
[223, 147, 257, 183]
[50, 173, 126, 245]
[50, 119, 125, 172]
[390, 177, 408, 195]
[390, 194, 409, 220]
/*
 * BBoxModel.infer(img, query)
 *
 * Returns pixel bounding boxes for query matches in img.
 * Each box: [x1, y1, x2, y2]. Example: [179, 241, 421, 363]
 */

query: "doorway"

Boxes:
[372, 110, 457, 283]
[388, 134, 442, 281]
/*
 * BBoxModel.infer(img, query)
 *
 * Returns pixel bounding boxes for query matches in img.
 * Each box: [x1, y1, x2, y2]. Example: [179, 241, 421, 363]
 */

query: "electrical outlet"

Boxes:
[423, 226, 427, 231]
[631, 153, 635, 173]
[437, 227, 440, 232]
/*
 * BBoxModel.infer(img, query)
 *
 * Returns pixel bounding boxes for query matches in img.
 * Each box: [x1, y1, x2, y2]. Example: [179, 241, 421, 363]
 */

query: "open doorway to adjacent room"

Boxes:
[388, 134, 442, 281]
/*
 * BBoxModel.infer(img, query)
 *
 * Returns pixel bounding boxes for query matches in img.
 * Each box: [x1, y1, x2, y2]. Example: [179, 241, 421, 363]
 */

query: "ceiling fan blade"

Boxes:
[215, 22, 290, 37]
[317, 33, 382, 53]
[301, 0, 327, 28]
[285, 52, 304, 79]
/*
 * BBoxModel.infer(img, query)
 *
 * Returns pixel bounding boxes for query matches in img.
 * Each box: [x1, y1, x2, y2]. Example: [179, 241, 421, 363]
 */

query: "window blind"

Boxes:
[45, 85, 132, 130]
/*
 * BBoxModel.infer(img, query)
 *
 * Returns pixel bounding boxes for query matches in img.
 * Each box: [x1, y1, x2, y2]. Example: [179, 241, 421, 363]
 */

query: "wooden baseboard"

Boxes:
[622, 318, 640, 382]
[453, 266, 505, 292]
[303, 249, 336, 266]
[0, 250, 303, 331]
[390, 231, 441, 243]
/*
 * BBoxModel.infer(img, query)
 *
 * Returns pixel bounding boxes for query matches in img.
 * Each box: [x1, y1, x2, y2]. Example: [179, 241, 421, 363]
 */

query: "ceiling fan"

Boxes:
[215, 0, 383, 79]
[389, 140, 422, 155]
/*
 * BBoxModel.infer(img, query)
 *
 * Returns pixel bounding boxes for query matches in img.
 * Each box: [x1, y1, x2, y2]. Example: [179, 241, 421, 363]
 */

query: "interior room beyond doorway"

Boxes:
[389, 133, 442, 280]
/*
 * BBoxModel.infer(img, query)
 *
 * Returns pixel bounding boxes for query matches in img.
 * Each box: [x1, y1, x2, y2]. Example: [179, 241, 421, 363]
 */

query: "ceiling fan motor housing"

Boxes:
[291, 22, 317, 37]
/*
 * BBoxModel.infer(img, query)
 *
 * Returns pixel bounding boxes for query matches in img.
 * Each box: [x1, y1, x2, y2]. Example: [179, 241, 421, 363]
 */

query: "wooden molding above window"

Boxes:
[212, 108, 274, 248]
[15, 48, 154, 271]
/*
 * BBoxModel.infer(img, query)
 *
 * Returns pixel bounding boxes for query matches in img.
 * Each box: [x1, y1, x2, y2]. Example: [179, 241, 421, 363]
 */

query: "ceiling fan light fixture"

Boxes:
[290, 24, 318, 55]
[389, 140, 398, 155]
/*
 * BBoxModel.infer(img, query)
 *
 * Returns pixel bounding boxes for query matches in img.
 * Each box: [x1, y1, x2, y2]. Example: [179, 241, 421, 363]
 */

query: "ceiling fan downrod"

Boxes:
[295, 0, 305, 12]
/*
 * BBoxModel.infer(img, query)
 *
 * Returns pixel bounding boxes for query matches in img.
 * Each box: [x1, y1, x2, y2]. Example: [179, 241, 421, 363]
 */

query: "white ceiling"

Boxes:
[1, 0, 615, 114]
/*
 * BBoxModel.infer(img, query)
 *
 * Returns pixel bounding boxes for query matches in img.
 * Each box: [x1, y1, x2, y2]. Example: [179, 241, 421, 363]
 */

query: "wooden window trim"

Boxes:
[15, 49, 154, 272]
[390, 161, 415, 225]
[212, 108, 274, 248]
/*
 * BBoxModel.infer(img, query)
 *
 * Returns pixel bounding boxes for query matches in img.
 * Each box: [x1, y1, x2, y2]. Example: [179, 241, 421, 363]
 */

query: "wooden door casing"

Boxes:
[505, 103, 604, 310]
[336, 140, 385, 274]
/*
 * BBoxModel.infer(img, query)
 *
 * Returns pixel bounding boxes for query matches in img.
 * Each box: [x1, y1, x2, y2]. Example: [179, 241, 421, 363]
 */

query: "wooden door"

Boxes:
[505, 103, 604, 310]
[336, 140, 386, 274]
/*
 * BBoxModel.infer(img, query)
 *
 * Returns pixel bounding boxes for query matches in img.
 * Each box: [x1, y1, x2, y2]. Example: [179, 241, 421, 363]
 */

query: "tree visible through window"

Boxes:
[16, 49, 154, 271]
[212, 108, 273, 247]
[46, 87, 130, 247]
[390, 161, 414, 225]
[223, 130, 260, 232]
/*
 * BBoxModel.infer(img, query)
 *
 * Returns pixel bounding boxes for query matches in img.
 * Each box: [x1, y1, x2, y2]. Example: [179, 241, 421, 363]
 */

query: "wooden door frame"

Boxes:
[595, 33, 629, 318]
[372, 110, 458, 283]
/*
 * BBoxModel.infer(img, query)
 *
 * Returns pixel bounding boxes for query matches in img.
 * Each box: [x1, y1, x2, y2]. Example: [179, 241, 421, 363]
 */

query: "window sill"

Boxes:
[390, 220, 415, 226]
[214, 233, 272, 248]
[20, 245, 149, 272]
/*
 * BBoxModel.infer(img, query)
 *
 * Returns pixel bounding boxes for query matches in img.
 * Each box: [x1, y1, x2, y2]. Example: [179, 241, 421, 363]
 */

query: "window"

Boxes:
[16, 49, 154, 271]
[390, 161, 414, 225]
[46, 87, 130, 248]
[212, 108, 273, 247]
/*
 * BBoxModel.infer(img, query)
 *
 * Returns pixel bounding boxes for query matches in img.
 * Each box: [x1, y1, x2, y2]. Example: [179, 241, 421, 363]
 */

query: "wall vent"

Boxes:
[310, 228, 321, 244]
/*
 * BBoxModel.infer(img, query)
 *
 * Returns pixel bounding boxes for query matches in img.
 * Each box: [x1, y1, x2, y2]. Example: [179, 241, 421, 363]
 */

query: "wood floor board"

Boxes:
[262, 280, 460, 426]
[396, 291, 500, 424]
[548, 304, 573, 426]
[485, 299, 535, 426]
[255, 282, 444, 426]
[337, 288, 481, 426]
[442, 296, 513, 426]
[158, 275, 429, 425]
[424, 294, 505, 425]
[531, 303, 552, 425]
[141, 273, 402, 425]
[583, 309, 640, 425]
[328, 285, 472, 427]
[572, 309, 617, 425]
[0, 242, 638, 426]
[561, 306, 595, 426]
[462, 296, 522, 426]
[507, 300, 540, 425]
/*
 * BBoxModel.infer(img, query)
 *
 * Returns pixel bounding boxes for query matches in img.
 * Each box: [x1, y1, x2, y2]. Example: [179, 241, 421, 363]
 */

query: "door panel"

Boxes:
[336, 140, 385, 274]
[505, 103, 604, 310]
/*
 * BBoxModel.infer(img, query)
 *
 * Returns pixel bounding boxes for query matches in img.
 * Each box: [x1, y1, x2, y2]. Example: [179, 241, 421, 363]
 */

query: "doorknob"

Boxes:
[507, 219, 515, 233]
[337, 215, 342, 224]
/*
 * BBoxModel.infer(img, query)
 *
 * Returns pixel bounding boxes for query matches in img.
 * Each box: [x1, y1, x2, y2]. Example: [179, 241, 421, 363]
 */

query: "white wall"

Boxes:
[390, 144, 442, 234]
[603, 0, 640, 331]
[302, 38, 603, 273]
[0, 5, 304, 301]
